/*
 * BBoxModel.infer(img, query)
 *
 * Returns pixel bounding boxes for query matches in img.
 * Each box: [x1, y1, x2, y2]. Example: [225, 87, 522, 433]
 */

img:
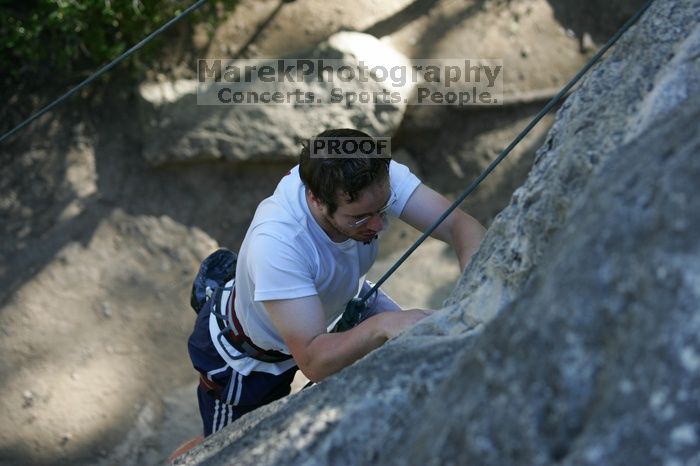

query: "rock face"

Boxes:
[138, 32, 412, 166]
[178, 1, 700, 465]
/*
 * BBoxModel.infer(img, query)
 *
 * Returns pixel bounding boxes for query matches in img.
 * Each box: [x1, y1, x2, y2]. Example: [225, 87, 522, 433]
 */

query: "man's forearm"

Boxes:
[450, 212, 485, 271]
[298, 309, 430, 382]
[299, 313, 389, 382]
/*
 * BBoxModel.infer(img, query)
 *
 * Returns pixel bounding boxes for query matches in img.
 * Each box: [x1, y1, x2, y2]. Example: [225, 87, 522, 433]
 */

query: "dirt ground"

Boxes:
[0, 0, 630, 464]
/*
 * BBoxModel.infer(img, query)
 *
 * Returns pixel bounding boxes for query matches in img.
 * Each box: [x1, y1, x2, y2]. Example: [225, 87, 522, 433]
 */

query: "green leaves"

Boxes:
[1, 0, 237, 89]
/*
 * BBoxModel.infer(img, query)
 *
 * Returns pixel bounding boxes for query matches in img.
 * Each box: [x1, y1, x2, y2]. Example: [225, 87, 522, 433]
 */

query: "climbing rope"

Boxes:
[0, 0, 210, 144]
[357, 0, 655, 306]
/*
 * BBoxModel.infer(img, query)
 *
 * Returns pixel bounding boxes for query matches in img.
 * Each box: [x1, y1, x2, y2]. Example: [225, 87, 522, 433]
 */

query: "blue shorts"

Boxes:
[195, 366, 298, 437]
[187, 280, 400, 437]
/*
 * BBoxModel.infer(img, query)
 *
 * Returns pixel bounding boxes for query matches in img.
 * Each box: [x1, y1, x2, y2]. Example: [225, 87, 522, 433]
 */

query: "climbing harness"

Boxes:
[191, 248, 293, 363]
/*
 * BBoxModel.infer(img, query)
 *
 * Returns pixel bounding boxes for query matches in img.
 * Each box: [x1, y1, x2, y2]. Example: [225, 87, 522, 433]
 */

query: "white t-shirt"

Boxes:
[209, 161, 421, 375]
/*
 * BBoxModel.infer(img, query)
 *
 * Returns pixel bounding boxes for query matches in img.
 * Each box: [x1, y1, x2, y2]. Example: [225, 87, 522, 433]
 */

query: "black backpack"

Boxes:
[190, 248, 238, 314]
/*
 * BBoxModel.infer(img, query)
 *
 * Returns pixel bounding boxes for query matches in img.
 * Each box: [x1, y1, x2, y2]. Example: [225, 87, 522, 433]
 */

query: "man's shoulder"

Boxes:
[253, 167, 306, 224]
[244, 221, 318, 277]
[389, 160, 421, 184]
[247, 201, 314, 252]
[387, 160, 423, 217]
[248, 212, 307, 244]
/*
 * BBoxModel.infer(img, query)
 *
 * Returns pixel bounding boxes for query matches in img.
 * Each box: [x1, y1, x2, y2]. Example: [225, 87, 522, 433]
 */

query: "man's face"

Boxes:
[321, 180, 393, 243]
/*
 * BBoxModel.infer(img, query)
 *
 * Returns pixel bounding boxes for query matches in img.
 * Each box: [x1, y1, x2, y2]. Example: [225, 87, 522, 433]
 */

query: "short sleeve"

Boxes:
[247, 232, 318, 302]
[387, 160, 422, 217]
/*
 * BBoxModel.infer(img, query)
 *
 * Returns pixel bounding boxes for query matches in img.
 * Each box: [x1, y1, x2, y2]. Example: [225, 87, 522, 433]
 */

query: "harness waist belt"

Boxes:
[215, 287, 292, 364]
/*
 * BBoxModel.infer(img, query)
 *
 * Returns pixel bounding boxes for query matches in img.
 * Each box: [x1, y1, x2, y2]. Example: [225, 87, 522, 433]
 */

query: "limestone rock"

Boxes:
[444, 0, 700, 326]
[138, 32, 412, 166]
[177, 1, 700, 464]
[398, 70, 700, 466]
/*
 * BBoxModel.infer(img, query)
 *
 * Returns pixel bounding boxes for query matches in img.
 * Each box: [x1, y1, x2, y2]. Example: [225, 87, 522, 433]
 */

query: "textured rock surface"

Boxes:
[397, 100, 700, 466]
[138, 32, 412, 166]
[175, 1, 700, 464]
[443, 0, 699, 327]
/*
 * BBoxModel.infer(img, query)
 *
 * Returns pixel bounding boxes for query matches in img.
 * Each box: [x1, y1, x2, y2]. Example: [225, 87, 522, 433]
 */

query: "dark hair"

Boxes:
[299, 128, 391, 215]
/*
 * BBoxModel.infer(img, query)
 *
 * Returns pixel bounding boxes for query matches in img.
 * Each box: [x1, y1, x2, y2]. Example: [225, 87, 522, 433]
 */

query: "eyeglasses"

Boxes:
[347, 190, 397, 228]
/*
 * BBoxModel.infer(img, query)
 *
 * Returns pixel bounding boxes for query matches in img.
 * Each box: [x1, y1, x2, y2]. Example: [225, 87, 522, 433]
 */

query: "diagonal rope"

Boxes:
[0, 0, 210, 145]
[359, 0, 655, 304]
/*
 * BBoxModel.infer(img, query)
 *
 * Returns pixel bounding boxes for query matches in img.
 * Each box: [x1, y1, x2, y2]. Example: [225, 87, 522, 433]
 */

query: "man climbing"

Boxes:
[187, 128, 485, 438]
